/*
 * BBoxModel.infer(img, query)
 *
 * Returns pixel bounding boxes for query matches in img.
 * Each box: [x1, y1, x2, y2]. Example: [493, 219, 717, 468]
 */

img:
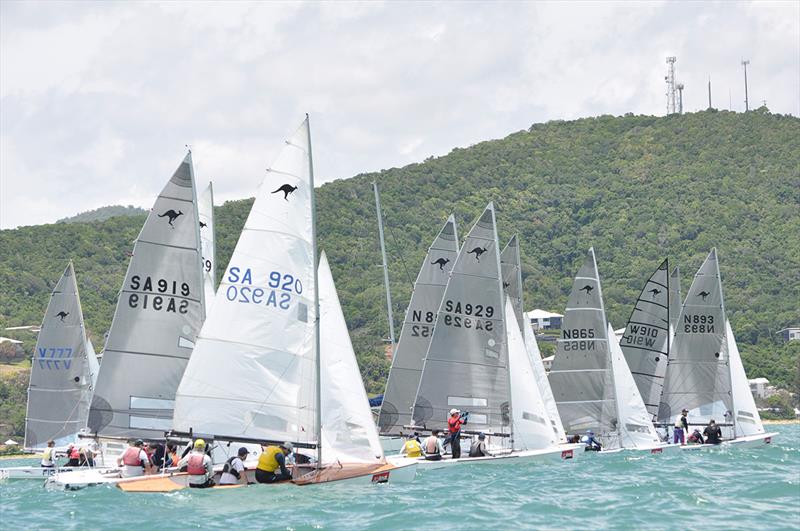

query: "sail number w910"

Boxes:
[225, 266, 302, 310]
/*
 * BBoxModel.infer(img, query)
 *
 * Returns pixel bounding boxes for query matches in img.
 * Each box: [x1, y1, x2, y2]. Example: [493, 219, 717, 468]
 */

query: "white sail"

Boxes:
[726, 319, 765, 437]
[378, 215, 458, 434]
[24, 262, 97, 449]
[619, 259, 671, 420]
[88, 152, 205, 439]
[524, 319, 565, 442]
[500, 235, 524, 333]
[412, 203, 508, 435]
[319, 252, 384, 464]
[507, 298, 559, 450]
[608, 323, 661, 448]
[668, 266, 682, 332]
[199, 182, 217, 308]
[172, 119, 317, 447]
[86, 338, 99, 390]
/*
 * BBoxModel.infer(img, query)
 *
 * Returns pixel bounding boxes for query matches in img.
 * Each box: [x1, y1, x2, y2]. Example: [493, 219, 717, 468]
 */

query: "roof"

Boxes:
[778, 328, 800, 333]
[0, 337, 23, 345]
[542, 355, 555, 362]
[525, 309, 564, 319]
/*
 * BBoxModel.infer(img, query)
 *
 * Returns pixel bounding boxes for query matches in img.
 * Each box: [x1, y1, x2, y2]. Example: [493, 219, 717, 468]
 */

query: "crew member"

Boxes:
[674, 408, 689, 444]
[687, 428, 705, 444]
[423, 430, 445, 461]
[399, 434, 423, 458]
[41, 440, 57, 468]
[178, 439, 214, 488]
[581, 430, 602, 451]
[219, 447, 250, 486]
[468, 433, 492, 458]
[446, 409, 468, 459]
[65, 444, 80, 467]
[255, 442, 293, 483]
[703, 419, 722, 445]
[117, 439, 152, 477]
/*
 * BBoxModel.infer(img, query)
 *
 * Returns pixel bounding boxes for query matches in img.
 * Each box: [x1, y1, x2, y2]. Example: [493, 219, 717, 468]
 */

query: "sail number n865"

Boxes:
[225, 267, 302, 310]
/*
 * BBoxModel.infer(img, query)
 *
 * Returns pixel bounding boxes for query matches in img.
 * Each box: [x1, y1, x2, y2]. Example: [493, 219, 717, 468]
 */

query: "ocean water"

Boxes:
[1, 426, 798, 530]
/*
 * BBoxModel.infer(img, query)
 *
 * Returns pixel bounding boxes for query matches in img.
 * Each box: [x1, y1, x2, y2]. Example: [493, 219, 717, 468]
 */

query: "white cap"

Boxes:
[449, 408, 459, 415]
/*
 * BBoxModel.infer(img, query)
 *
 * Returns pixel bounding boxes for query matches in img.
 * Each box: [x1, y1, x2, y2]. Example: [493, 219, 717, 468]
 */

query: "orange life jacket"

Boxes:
[69, 447, 80, 459]
[186, 453, 206, 475]
[122, 447, 143, 467]
[448, 416, 462, 434]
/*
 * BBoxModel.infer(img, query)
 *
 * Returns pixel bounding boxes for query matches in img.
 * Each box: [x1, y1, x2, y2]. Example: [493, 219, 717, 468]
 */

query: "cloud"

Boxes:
[1, 1, 797, 228]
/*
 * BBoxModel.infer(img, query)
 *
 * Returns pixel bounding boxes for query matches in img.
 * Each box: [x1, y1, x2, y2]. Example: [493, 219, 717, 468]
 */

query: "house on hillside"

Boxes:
[749, 377, 771, 399]
[526, 309, 563, 330]
[778, 328, 800, 343]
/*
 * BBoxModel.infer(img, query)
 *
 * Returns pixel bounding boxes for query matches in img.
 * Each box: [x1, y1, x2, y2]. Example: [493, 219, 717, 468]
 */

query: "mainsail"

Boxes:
[668, 266, 682, 332]
[88, 153, 205, 439]
[500, 235, 524, 333]
[619, 259, 671, 420]
[524, 319, 566, 442]
[172, 119, 317, 448]
[378, 215, 458, 434]
[412, 203, 508, 435]
[319, 252, 384, 464]
[199, 182, 217, 307]
[24, 262, 99, 449]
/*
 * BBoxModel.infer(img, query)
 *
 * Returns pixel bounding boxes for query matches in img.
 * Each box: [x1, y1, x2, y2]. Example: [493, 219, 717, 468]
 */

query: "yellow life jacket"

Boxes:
[402, 439, 423, 458]
[257, 446, 284, 472]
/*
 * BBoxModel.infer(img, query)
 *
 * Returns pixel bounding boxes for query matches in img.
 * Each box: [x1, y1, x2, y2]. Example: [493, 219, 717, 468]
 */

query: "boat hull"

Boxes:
[410, 444, 583, 471]
[0, 466, 105, 480]
[679, 431, 779, 451]
[293, 461, 417, 485]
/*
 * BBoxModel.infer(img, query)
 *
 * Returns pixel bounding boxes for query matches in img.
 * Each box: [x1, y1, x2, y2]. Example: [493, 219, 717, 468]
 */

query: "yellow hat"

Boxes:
[194, 438, 206, 449]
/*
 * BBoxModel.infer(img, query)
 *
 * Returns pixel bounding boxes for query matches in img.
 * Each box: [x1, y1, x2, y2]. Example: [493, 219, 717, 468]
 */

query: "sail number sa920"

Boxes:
[225, 266, 302, 310]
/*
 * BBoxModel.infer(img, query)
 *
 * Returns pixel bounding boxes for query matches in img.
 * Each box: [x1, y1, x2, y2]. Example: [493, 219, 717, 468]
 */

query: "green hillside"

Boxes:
[56, 204, 147, 224]
[1, 110, 798, 422]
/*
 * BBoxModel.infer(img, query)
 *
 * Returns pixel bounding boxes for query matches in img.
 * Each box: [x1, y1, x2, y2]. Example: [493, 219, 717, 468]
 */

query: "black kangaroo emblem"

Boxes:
[698, 290, 711, 301]
[467, 247, 488, 261]
[431, 258, 450, 271]
[55, 311, 69, 322]
[503, 281, 511, 289]
[272, 184, 298, 201]
[580, 285, 593, 295]
[158, 209, 184, 227]
[199, 221, 207, 229]
[649, 288, 662, 299]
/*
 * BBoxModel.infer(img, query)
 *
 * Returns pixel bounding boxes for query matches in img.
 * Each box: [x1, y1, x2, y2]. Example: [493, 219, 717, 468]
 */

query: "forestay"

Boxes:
[500, 235, 524, 333]
[24, 262, 99, 449]
[172, 119, 317, 447]
[89, 153, 205, 439]
[378, 215, 458, 435]
[619, 259, 671, 420]
[507, 298, 559, 450]
[524, 319, 566, 442]
[412, 203, 508, 435]
[549, 248, 619, 448]
[319, 252, 384, 464]
[199, 182, 217, 307]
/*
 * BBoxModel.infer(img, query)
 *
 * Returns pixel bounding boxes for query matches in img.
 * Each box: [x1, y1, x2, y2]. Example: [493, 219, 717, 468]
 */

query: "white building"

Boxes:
[542, 354, 554, 373]
[749, 377, 770, 399]
[525, 309, 563, 331]
[778, 328, 800, 343]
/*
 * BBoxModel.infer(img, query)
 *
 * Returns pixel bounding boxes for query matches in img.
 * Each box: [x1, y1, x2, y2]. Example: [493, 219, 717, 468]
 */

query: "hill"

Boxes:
[56, 205, 147, 224]
[1, 110, 798, 421]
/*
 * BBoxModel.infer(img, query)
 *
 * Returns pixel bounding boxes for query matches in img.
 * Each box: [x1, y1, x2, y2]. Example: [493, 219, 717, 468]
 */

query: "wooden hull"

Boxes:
[293, 461, 417, 485]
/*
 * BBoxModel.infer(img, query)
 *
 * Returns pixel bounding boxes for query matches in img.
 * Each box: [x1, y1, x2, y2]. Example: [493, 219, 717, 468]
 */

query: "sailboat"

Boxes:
[411, 204, 580, 468]
[47, 153, 206, 489]
[115, 117, 414, 493]
[658, 249, 777, 447]
[1, 262, 100, 479]
[199, 182, 217, 307]
[549, 248, 668, 453]
[378, 215, 459, 446]
[500, 235, 525, 333]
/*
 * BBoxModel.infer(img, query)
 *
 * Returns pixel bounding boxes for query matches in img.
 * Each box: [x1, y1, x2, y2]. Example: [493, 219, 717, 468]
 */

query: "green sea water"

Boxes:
[1, 426, 798, 530]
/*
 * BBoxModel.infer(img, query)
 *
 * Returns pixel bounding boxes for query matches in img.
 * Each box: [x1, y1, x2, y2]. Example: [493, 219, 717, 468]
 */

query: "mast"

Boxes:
[372, 182, 397, 349]
[306, 114, 322, 468]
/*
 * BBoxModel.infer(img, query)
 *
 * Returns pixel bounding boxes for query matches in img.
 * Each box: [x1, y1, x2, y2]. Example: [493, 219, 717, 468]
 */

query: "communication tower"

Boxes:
[741, 59, 750, 111]
[665, 57, 677, 115]
[677, 83, 684, 114]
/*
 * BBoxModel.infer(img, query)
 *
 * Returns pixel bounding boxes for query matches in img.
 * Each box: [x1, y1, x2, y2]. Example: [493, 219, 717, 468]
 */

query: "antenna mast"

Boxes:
[665, 56, 677, 115]
[677, 83, 684, 114]
[741, 59, 750, 111]
[708, 76, 712, 110]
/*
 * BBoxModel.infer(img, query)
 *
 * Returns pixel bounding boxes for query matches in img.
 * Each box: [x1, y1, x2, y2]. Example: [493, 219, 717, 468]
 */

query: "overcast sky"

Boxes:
[1, 1, 798, 229]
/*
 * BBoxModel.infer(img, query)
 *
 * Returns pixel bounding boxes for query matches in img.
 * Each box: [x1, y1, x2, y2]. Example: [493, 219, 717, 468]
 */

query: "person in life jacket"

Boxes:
[255, 442, 293, 483]
[219, 447, 251, 486]
[687, 428, 705, 444]
[399, 433, 423, 458]
[117, 439, 152, 477]
[468, 432, 493, 458]
[41, 440, 57, 468]
[65, 444, 81, 467]
[423, 430, 445, 461]
[165, 442, 179, 468]
[445, 409, 468, 459]
[674, 408, 689, 445]
[177, 439, 214, 488]
[580, 430, 602, 451]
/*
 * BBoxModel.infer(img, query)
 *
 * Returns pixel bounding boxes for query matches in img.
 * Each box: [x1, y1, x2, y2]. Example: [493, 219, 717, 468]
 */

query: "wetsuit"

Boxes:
[703, 425, 722, 444]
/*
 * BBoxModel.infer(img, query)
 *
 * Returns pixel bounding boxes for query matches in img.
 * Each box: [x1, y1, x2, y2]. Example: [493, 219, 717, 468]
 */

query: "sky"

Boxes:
[1, 0, 798, 229]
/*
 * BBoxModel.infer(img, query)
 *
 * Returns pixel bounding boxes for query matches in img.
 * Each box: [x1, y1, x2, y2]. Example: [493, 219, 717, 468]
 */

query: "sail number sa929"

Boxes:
[442, 299, 494, 331]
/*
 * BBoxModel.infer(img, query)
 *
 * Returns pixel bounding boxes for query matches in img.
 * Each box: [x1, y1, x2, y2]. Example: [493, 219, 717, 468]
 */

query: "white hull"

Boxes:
[0, 466, 113, 480]
[679, 431, 778, 451]
[379, 435, 407, 454]
[409, 444, 583, 471]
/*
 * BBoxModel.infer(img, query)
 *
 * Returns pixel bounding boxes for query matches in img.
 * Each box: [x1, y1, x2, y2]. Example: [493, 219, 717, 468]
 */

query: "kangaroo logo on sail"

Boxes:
[55, 311, 69, 322]
[683, 313, 715, 333]
[410, 308, 437, 337]
[272, 184, 298, 201]
[580, 285, 593, 295]
[158, 209, 183, 227]
[562, 328, 596, 351]
[127, 276, 191, 313]
[697, 290, 711, 301]
[431, 258, 450, 271]
[225, 266, 302, 310]
[467, 247, 488, 262]
[622, 324, 660, 348]
[442, 299, 494, 331]
[648, 288, 662, 299]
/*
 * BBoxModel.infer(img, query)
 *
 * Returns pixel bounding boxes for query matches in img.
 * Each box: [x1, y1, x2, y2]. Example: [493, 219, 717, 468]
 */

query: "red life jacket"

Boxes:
[186, 453, 206, 475]
[122, 447, 143, 467]
[448, 416, 462, 434]
[69, 447, 80, 459]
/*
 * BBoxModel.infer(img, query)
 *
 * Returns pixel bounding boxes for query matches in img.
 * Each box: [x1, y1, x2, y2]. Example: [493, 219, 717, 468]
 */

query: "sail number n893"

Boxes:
[442, 300, 494, 330]
[225, 267, 302, 310]
[683, 314, 715, 333]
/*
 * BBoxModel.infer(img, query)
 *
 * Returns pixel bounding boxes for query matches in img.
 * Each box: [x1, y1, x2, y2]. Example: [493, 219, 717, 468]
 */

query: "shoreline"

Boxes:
[762, 419, 799, 425]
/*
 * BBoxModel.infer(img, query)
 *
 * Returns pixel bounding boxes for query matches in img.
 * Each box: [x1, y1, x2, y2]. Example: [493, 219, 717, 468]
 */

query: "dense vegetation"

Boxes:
[56, 205, 146, 224]
[1, 110, 798, 438]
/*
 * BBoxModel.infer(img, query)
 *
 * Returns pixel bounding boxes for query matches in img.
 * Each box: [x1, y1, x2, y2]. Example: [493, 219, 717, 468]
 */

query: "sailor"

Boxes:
[674, 408, 689, 445]
[446, 409, 468, 459]
[468, 433, 492, 458]
[423, 430, 445, 461]
[117, 439, 152, 477]
[687, 428, 705, 444]
[703, 419, 723, 445]
[399, 433, 423, 458]
[65, 444, 81, 467]
[255, 442, 293, 483]
[580, 430, 602, 451]
[178, 439, 214, 488]
[219, 447, 250, 486]
[41, 440, 57, 468]
[78, 447, 95, 467]
[165, 442, 180, 467]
